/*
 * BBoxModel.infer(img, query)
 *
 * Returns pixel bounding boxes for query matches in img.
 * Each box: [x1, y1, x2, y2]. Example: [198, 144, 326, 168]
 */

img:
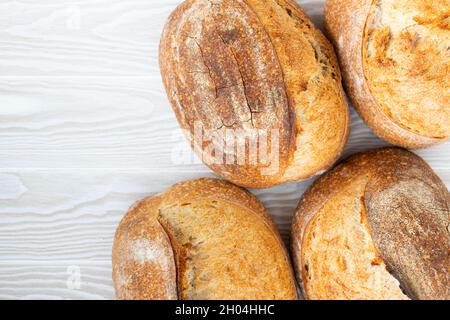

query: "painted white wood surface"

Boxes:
[0, 0, 448, 300]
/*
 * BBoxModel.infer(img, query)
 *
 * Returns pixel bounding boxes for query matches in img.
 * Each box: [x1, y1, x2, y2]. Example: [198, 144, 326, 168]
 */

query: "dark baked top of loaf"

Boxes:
[160, 0, 349, 187]
[113, 178, 298, 300]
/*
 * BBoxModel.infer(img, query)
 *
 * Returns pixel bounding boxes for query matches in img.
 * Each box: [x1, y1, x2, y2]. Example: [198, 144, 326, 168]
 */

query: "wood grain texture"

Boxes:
[0, 0, 448, 300]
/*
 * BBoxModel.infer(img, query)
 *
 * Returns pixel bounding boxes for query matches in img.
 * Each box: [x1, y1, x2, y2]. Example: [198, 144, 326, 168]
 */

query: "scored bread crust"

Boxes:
[291, 148, 450, 300]
[113, 178, 298, 300]
[324, 0, 449, 148]
[112, 194, 177, 300]
[160, 0, 349, 188]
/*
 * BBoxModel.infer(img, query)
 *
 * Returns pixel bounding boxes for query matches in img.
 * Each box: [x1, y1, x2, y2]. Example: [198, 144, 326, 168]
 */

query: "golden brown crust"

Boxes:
[113, 178, 298, 300]
[324, 0, 449, 148]
[291, 147, 450, 300]
[159, 0, 294, 188]
[245, 0, 350, 182]
[112, 195, 178, 300]
[160, 0, 349, 188]
[364, 154, 450, 299]
[159, 178, 267, 217]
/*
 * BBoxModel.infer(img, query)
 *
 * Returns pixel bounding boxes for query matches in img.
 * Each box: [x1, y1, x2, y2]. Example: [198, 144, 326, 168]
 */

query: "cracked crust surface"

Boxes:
[113, 178, 298, 300]
[291, 148, 450, 300]
[325, 0, 450, 148]
[160, 0, 349, 188]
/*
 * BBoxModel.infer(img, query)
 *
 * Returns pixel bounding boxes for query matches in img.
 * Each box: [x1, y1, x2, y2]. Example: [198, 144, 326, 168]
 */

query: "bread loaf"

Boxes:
[291, 148, 450, 300]
[160, 0, 350, 188]
[113, 178, 298, 300]
[325, 0, 450, 148]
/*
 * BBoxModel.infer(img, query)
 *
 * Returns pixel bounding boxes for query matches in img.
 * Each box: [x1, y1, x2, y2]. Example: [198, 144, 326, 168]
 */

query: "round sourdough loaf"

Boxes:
[159, 0, 350, 188]
[325, 0, 450, 148]
[291, 148, 450, 300]
[113, 178, 298, 300]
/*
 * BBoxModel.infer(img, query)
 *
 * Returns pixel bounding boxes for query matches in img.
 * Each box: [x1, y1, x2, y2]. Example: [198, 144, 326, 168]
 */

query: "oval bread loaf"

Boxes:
[291, 148, 450, 300]
[113, 178, 298, 300]
[325, 0, 450, 148]
[160, 0, 350, 188]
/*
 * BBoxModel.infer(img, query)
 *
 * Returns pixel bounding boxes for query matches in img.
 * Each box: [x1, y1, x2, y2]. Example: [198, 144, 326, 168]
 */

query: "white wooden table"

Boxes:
[0, 0, 448, 300]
